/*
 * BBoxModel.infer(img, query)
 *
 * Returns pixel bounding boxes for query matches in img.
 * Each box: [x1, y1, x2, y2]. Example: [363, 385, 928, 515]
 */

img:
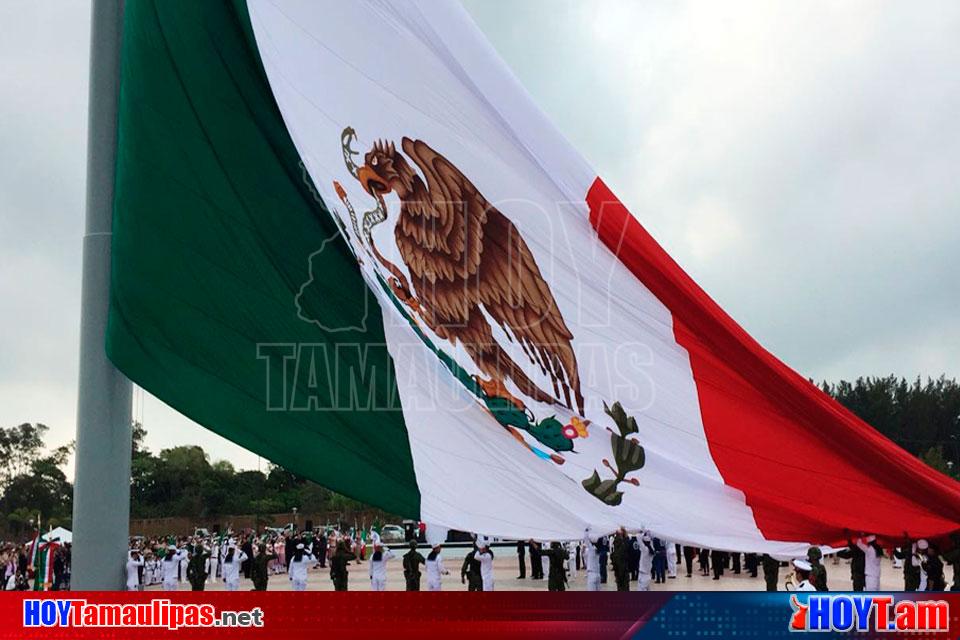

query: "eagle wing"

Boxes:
[399, 138, 485, 280]
[399, 137, 583, 412]
[477, 208, 583, 412]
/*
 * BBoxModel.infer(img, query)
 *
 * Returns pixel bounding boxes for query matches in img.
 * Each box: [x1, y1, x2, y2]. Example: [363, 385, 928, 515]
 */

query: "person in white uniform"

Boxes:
[637, 532, 654, 591]
[786, 559, 817, 591]
[367, 542, 395, 591]
[475, 540, 495, 591]
[425, 544, 449, 591]
[582, 531, 601, 592]
[287, 543, 315, 591]
[142, 553, 154, 586]
[855, 535, 883, 591]
[126, 549, 144, 591]
[221, 540, 247, 591]
[161, 545, 187, 591]
[666, 541, 678, 579]
[916, 539, 929, 591]
[566, 541, 577, 580]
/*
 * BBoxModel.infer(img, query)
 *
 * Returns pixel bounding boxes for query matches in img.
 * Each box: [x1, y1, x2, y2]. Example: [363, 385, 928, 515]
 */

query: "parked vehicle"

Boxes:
[379, 524, 405, 542]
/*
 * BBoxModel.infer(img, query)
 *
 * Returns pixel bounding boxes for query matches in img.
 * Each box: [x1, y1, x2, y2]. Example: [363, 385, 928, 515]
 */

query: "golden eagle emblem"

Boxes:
[341, 133, 584, 415]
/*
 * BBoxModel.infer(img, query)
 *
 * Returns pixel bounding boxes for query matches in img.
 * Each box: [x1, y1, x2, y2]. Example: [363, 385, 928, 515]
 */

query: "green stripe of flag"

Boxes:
[107, 0, 419, 517]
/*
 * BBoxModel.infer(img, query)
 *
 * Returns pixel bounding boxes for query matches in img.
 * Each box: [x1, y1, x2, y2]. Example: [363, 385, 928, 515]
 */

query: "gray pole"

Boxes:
[72, 0, 132, 590]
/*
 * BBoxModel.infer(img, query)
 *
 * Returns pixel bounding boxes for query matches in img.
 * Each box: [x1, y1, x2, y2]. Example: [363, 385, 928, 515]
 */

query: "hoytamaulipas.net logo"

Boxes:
[23, 599, 264, 630]
[789, 594, 948, 633]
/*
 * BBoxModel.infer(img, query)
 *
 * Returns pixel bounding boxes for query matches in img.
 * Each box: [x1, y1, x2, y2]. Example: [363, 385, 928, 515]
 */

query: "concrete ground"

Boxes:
[148, 554, 942, 592]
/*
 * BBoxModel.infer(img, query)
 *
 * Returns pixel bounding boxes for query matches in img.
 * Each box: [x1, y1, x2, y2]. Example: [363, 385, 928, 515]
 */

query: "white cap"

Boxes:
[296, 543, 304, 550]
[917, 539, 929, 550]
[793, 559, 812, 571]
[168, 545, 176, 551]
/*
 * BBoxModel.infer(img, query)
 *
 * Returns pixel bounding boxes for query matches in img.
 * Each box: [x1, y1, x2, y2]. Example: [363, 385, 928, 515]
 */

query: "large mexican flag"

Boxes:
[107, 0, 960, 554]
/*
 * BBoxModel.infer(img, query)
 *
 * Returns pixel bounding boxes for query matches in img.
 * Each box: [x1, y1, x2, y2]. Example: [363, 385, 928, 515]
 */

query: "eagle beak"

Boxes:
[357, 164, 385, 196]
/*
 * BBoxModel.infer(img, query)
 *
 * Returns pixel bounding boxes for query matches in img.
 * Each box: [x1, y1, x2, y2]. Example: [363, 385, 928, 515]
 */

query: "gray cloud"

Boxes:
[464, 0, 960, 381]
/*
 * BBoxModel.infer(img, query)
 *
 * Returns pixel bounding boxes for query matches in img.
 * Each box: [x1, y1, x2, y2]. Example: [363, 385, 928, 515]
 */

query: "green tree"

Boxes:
[0, 423, 50, 491]
[0, 426, 74, 528]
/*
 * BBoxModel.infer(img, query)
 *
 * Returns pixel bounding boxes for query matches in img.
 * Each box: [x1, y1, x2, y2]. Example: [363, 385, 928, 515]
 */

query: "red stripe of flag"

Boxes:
[586, 177, 960, 544]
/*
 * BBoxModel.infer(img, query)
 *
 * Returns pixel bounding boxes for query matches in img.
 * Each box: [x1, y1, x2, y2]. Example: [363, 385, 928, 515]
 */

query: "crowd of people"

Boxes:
[1, 538, 71, 591]
[3, 526, 959, 592]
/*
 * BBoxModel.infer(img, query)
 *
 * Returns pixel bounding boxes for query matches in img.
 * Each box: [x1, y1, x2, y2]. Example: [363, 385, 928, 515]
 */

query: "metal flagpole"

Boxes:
[71, 0, 132, 590]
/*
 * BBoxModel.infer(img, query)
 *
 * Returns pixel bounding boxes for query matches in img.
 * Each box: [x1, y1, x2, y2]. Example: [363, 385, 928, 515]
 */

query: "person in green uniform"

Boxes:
[542, 542, 569, 592]
[186, 543, 209, 591]
[941, 532, 960, 591]
[837, 538, 866, 591]
[250, 541, 277, 591]
[329, 540, 356, 592]
[610, 528, 631, 592]
[807, 546, 828, 591]
[893, 535, 920, 592]
[761, 554, 780, 592]
[919, 540, 946, 591]
[461, 546, 483, 592]
[402, 540, 425, 591]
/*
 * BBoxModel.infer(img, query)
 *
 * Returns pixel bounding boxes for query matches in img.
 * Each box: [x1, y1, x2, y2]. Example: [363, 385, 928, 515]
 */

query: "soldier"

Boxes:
[328, 540, 356, 592]
[807, 546, 827, 591]
[610, 529, 631, 592]
[598, 536, 609, 584]
[529, 540, 542, 580]
[893, 534, 919, 591]
[240, 536, 254, 579]
[316, 530, 328, 569]
[516, 540, 526, 579]
[919, 540, 946, 591]
[250, 542, 277, 591]
[652, 537, 667, 584]
[698, 548, 710, 576]
[745, 553, 759, 578]
[402, 541, 425, 591]
[941, 533, 960, 591]
[710, 549, 725, 581]
[542, 542, 569, 592]
[186, 543, 209, 591]
[683, 545, 696, 578]
[838, 536, 866, 591]
[461, 545, 483, 592]
[761, 554, 779, 592]
[628, 535, 640, 581]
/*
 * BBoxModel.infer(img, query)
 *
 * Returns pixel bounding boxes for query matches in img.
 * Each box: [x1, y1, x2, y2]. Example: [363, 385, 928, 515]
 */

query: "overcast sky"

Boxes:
[2, 0, 958, 471]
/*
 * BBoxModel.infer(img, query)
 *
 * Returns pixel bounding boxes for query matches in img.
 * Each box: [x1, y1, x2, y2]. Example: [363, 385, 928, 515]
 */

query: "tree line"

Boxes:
[2, 374, 958, 537]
